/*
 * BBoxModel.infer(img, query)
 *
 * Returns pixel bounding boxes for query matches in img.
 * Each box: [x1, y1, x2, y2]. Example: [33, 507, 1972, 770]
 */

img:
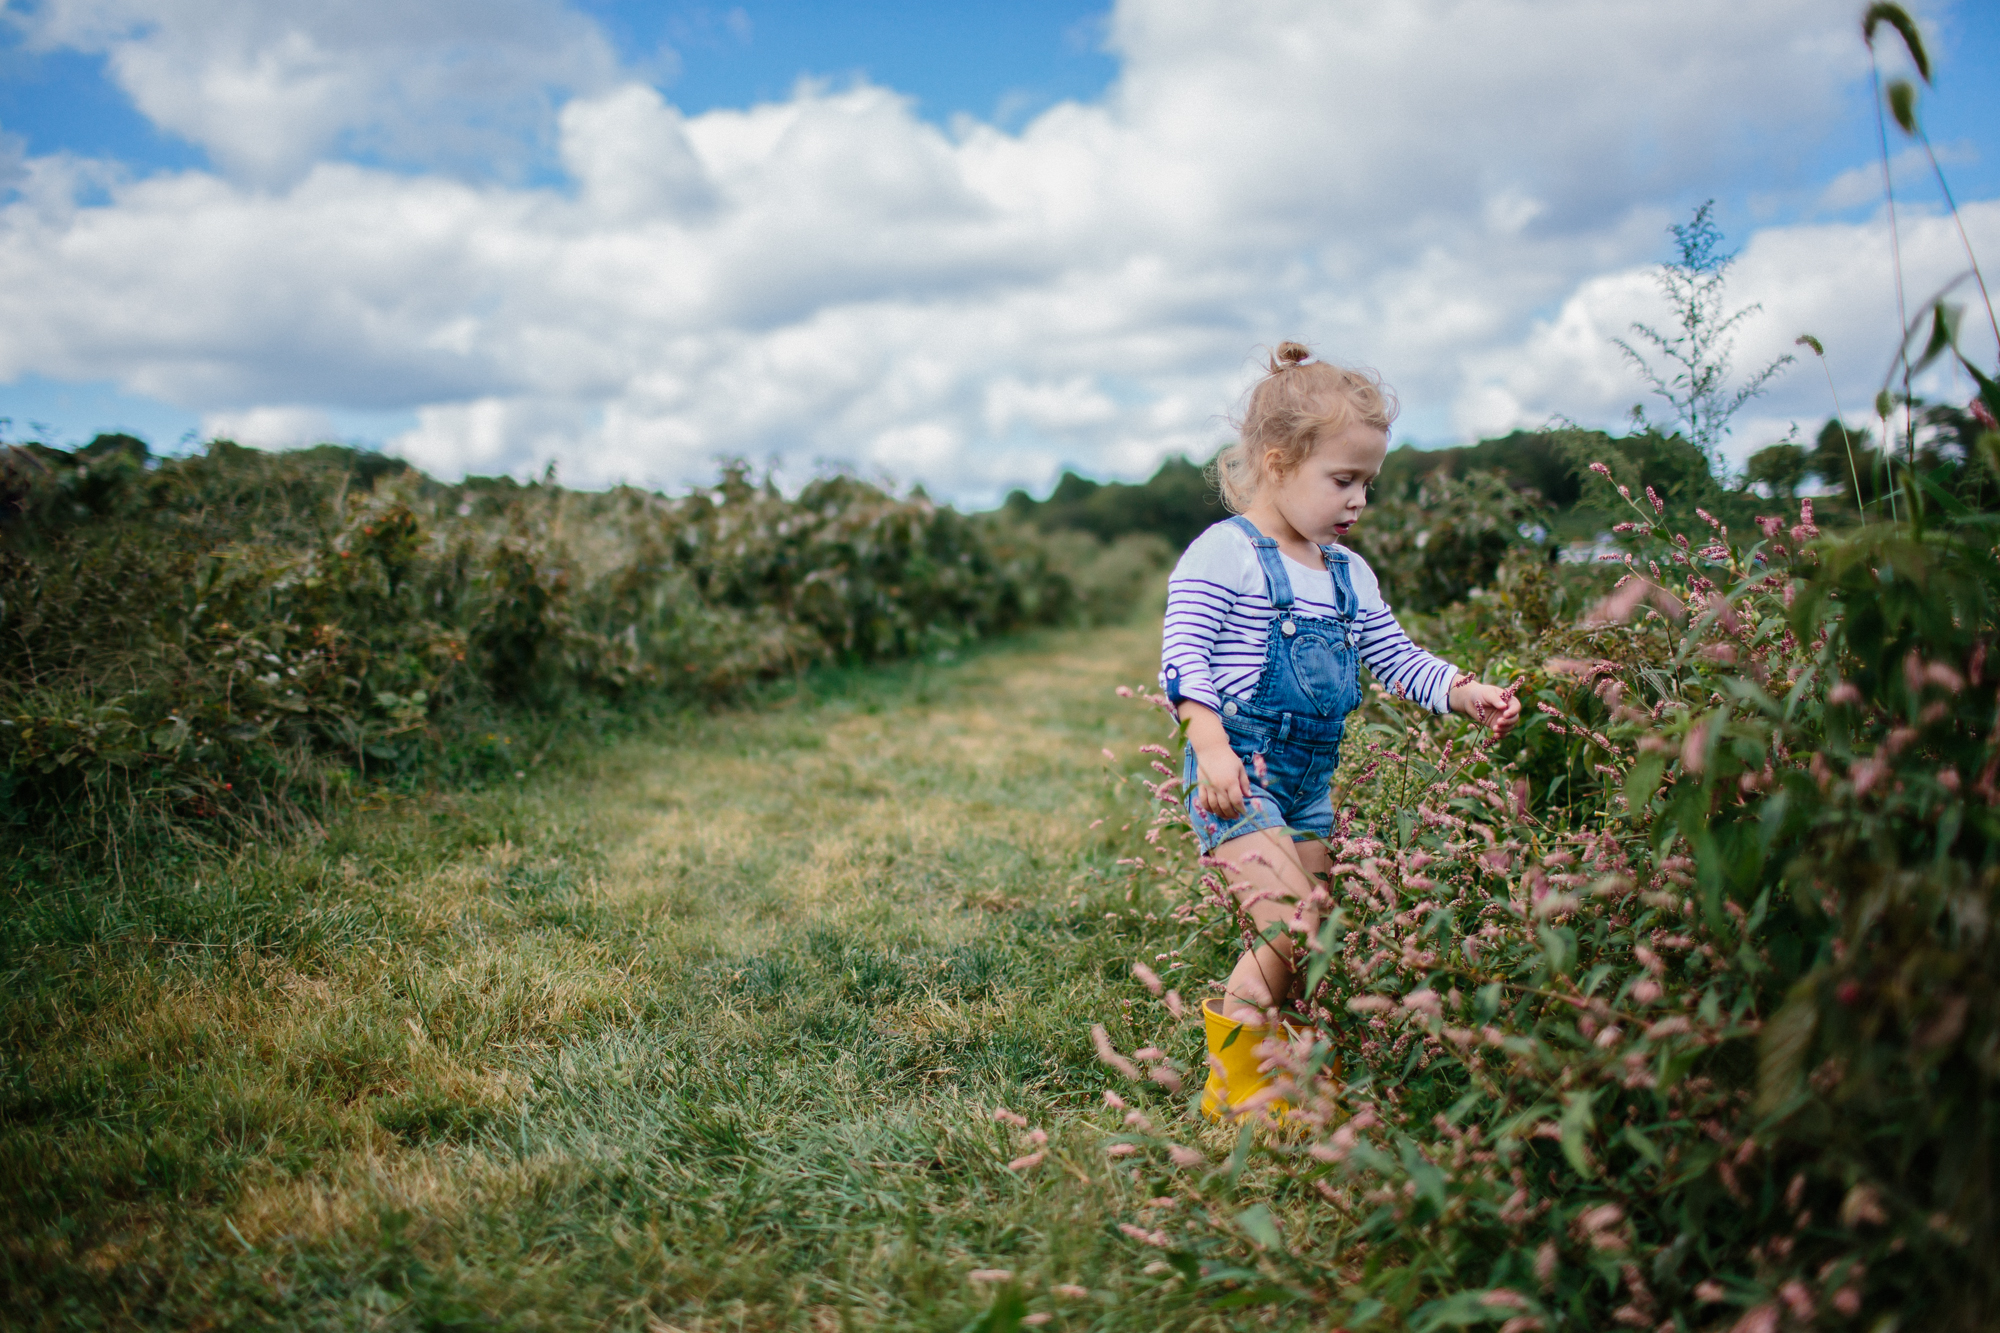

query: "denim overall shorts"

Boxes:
[1170, 516, 1365, 852]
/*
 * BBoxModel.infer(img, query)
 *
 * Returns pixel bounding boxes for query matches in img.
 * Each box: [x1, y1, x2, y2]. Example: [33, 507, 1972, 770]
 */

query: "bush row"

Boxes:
[0, 438, 1161, 863]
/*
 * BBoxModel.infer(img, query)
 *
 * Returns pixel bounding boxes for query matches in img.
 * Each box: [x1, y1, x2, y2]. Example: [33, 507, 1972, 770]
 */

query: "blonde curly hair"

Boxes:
[1209, 342, 1399, 513]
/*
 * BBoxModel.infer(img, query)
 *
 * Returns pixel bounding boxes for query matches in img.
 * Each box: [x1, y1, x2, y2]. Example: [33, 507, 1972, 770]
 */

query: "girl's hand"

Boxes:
[1449, 678, 1522, 737]
[1179, 703, 1252, 819]
[1194, 743, 1252, 819]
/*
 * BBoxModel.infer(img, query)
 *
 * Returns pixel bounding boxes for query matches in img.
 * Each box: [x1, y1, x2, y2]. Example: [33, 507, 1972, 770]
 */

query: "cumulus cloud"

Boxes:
[0, 0, 1985, 499]
[12, 0, 620, 182]
[1462, 203, 2000, 461]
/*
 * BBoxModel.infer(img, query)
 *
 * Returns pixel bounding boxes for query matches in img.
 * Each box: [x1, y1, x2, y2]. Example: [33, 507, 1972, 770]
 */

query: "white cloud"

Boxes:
[200, 404, 337, 447]
[0, 0, 1988, 502]
[1462, 202, 2000, 463]
[12, 0, 620, 183]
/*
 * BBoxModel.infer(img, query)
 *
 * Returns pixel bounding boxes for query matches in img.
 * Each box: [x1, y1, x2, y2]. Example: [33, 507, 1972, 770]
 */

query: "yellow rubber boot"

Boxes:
[1200, 998, 1289, 1121]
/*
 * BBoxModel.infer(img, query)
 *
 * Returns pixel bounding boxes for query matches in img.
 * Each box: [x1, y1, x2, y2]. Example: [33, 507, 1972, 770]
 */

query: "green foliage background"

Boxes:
[0, 438, 1158, 869]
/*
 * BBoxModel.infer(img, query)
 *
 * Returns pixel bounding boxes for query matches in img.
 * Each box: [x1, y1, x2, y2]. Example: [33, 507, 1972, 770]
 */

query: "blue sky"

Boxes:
[0, 1, 1995, 498]
[0, 1, 1122, 177]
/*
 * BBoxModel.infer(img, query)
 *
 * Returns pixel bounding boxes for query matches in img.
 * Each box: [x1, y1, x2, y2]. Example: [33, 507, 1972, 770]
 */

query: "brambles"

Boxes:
[0, 441, 1151, 866]
[1085, 468, 1999, 1329]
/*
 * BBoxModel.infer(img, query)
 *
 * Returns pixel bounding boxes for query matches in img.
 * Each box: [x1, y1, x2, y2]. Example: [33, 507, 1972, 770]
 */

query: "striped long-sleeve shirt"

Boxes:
[1160, 521, 1460, 715]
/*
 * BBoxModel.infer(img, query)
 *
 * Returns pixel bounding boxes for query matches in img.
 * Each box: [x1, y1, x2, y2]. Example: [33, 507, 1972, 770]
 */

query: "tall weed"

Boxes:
[1083, 462, 1998, 1329]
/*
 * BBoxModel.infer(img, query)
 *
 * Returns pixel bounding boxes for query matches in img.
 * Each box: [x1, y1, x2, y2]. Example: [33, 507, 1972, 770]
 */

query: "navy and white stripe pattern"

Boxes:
[1161, 521, 1460, 715]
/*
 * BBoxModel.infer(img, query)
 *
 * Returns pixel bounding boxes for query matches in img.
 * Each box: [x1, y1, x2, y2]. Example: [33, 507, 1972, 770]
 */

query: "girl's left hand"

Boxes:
[1448, 679, 1521, 737]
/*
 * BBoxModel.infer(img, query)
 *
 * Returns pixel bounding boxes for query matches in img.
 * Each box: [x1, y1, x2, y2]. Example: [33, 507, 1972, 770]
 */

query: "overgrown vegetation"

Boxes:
[1076, 449, 1997, 1328]
[0, 439, 1154, 869]
[1050, 15, 2000, 1320]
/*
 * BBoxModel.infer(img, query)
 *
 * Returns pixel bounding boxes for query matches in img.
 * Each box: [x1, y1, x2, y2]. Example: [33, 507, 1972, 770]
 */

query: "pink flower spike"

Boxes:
[1091, 1025, 1142, 1079]
[993, 1107, 1028, 1128]
[1118, 1222, 1171, 1247]
[968, 1269, 1014, 1284]
[1102, 1090, 1127, 1110]
[1008, 1151, 1046, 1171]
[1730, 1304, 1779, 1333]
[1132, 962, 1163, 995]
[1053, 1284, 1091, 1300]
[1590, 462, 1613, 478]
[1102, 748, 1117, 762]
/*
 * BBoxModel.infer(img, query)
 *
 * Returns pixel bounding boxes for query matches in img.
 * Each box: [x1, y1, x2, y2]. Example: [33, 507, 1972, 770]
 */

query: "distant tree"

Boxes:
[1001, 455, 1229, 549]
[1744, 440, 1810, 501]
[1614, 201, 1793, 474]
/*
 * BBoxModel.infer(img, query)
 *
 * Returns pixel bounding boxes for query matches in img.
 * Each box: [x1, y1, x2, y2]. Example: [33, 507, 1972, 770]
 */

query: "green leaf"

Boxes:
[1536, 925, 1576, 976]
[1559, 1092, 1597, 1177]
[1225, 1122, 1254, 1184]
[1621, 1124, 1666, 1170]
[1886, 78, 1918, 135]
[1624, 754, 1666, 815]
[959, 1285, 1027, 1333]
[1755, 987, 1819, 1116]
[1235, 1204, 1286, 1253]
[1864, 3, 1931, 82]
[1399, 1140, 1448, 1216]
[1206, 1286, 1298, 1310]
[1913, 301, 1962, 374]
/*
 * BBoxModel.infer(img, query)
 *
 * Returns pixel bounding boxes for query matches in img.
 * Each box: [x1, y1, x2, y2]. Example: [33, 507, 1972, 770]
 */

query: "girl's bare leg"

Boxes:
[1212, 830, 1332, 1024]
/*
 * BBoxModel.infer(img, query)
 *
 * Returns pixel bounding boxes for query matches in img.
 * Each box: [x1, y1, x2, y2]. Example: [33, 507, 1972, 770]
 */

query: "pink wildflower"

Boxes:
[1118, 1223, 1170, 1247]
[1091, 1025, 1141, 1080]
[1729, 1304, 1778, 1333]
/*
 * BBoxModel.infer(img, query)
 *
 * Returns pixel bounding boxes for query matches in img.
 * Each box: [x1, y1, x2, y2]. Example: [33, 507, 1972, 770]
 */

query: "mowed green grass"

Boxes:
[1, 623, 1300, 1332]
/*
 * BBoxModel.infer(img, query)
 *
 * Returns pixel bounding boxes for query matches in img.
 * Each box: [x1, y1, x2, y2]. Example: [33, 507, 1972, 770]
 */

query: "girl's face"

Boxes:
[1265, 422, 1387, 544]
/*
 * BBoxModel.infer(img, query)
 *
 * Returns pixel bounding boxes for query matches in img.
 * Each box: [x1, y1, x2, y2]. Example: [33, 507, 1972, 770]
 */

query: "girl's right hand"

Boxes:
[1179, 702, 1252, 819]
[1193, 744, 1252, 819]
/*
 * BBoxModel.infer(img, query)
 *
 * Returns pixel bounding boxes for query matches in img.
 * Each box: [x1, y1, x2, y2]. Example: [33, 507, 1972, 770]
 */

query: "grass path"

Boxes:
[4, 623, 1296, 1331]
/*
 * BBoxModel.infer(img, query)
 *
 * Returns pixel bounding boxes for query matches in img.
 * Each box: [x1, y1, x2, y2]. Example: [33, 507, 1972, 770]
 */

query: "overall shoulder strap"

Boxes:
[1227, 516, 1294, 610]
[1319, 543, 1358, 620]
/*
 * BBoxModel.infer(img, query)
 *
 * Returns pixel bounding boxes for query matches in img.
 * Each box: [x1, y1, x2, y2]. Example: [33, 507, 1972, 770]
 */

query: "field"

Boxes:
[3, 618, 1301, 1331]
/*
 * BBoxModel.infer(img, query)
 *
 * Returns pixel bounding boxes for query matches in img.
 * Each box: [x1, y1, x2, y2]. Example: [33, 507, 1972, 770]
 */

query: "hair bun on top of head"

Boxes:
[1269, 341, 1312, 372]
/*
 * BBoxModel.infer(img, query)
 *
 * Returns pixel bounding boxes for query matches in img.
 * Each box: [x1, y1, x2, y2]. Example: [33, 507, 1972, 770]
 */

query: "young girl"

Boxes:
[1161, 342, 1520, 1119]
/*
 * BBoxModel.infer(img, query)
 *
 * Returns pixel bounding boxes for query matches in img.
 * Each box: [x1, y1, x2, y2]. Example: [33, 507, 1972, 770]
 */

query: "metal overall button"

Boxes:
[1280, 619, 1296, 636]
[1222, 701, 1238, 716]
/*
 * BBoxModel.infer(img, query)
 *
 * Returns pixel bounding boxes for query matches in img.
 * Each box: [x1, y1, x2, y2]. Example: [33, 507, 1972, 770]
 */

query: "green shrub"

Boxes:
[1084, 447, 1999, 1328]
[0, 443, 1098, 865]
